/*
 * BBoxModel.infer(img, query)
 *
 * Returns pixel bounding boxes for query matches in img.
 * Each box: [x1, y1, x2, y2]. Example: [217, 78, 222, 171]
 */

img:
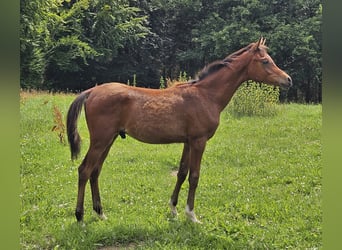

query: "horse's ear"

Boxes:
[254, 37, 266, 51]
[261, 37, 266, 45]
[256, 37, 262, 47]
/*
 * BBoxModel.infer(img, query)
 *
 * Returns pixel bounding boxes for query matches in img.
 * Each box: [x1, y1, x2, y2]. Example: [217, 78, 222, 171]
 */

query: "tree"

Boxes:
[173, 0, 322, 102]
[20, 0, 322, 102]
[20, 0, 55, 88]
[20, 0, 149, 90]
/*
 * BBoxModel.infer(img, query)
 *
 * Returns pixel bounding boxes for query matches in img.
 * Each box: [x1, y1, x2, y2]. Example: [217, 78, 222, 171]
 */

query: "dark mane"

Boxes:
[186, 61, 228, 84]
[197, 61, 228, 80]
[187, 43, 257, 84]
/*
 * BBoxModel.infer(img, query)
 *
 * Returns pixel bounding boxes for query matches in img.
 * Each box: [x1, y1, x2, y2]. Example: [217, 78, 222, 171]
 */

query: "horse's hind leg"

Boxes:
[75, 135, 116, 222]
[89, 163, 106, 220]
[75, 153, 96, 222]
[90, 136, 117, 220]
[169, 143, 190, 216]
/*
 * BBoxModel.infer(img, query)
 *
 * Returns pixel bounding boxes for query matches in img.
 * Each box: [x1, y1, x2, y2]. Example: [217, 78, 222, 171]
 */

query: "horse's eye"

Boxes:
[262, 59, 269, 65]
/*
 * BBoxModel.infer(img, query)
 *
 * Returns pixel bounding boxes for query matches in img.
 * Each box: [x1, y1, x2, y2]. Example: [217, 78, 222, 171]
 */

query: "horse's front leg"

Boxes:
[170, 143, 190, 216]
[185, 138, 207, 223]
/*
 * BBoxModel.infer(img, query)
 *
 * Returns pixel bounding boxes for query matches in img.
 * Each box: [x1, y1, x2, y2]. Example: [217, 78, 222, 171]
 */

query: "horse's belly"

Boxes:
[126, 123, 187, 144]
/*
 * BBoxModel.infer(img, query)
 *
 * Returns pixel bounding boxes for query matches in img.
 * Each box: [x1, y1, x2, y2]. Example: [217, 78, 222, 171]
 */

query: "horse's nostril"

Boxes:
[287, 77, 293, 86]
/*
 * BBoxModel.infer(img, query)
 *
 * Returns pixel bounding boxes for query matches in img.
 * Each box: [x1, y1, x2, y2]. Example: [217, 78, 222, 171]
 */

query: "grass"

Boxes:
[20, 91, 322, 249]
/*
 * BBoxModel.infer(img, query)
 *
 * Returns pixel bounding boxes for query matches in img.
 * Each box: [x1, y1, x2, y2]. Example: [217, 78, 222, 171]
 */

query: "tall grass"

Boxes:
[20, 91, 321, 249]
[51, 105, 66, 144]
[228, 82, 280, 116]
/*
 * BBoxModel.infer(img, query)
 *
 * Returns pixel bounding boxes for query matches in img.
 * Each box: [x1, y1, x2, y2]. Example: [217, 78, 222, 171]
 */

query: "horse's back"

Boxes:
[84, 82, 218, 144]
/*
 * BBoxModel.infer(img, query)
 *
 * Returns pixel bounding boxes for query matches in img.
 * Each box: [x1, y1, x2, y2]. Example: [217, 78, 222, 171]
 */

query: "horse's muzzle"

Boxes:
[287, 76, 293, 87]
[280, 76, 292, 89]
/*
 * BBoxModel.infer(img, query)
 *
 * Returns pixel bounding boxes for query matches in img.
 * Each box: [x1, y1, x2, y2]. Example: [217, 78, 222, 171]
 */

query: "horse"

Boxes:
[66, 37, 292, 223]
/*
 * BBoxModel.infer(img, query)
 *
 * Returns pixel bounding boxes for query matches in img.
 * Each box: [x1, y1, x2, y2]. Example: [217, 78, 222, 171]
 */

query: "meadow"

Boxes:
[20, 91, 321, 249]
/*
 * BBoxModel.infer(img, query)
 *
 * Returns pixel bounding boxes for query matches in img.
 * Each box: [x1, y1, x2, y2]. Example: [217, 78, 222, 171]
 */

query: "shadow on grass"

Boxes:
[56, 214, 234, 249]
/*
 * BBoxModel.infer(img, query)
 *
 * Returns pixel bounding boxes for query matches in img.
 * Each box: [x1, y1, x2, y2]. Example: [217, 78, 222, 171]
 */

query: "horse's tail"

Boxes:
[66, 89, 92, 160]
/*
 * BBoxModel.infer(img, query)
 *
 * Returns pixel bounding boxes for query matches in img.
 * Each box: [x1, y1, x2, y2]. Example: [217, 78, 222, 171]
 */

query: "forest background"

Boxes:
[20, 0, 322, 103]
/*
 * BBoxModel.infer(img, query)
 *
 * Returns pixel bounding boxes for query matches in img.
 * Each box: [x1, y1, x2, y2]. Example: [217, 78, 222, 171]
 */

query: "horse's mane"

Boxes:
[223, 43, 254, 61]
[197, 61, 228, 80]
[187, 43, 257, 84]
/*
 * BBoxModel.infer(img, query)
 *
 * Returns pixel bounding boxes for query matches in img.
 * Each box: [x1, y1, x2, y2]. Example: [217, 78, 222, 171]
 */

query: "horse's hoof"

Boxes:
[99, 213, 108, 220]
[169, 200, 178, 216]
[75, 210, 84, 222]
[185, 205, 202, 224]
[93, 210, 108, 220]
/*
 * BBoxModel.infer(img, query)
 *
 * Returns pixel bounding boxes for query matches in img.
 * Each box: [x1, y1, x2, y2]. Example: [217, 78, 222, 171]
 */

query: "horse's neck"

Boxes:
[198, 60, 250, 112]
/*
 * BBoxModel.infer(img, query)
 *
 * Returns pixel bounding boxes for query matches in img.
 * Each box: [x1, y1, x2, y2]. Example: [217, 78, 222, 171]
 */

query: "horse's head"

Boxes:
[247, 37, 292, 89]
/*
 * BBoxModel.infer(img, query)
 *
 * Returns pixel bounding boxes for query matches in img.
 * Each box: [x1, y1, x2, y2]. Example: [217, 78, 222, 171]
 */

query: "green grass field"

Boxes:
[20, 92, 321, 249]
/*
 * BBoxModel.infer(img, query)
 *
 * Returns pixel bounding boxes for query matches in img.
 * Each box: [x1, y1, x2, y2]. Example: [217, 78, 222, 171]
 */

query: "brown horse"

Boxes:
[67, 38, 292, 223]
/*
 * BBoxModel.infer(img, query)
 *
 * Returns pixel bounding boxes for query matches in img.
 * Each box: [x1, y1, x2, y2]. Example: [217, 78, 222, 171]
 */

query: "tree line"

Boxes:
[20, 0, 322, 103]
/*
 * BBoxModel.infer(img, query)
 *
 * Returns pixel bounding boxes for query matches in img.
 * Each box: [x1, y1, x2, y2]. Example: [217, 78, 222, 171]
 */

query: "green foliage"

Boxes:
[128, 73, 137, 87]
[20, 0, 149, 89]
[177, 71, 188, 82]
[228, 82, 280, 117]
[20, 93, 321, 249]
[20, 0, 322, 102]
[133, 74, 137, 87]
[20, 0, 56, 88]
[51, 35, 99, 72]
[159, 76, 165, 89]
[87, 1, 149, 59]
